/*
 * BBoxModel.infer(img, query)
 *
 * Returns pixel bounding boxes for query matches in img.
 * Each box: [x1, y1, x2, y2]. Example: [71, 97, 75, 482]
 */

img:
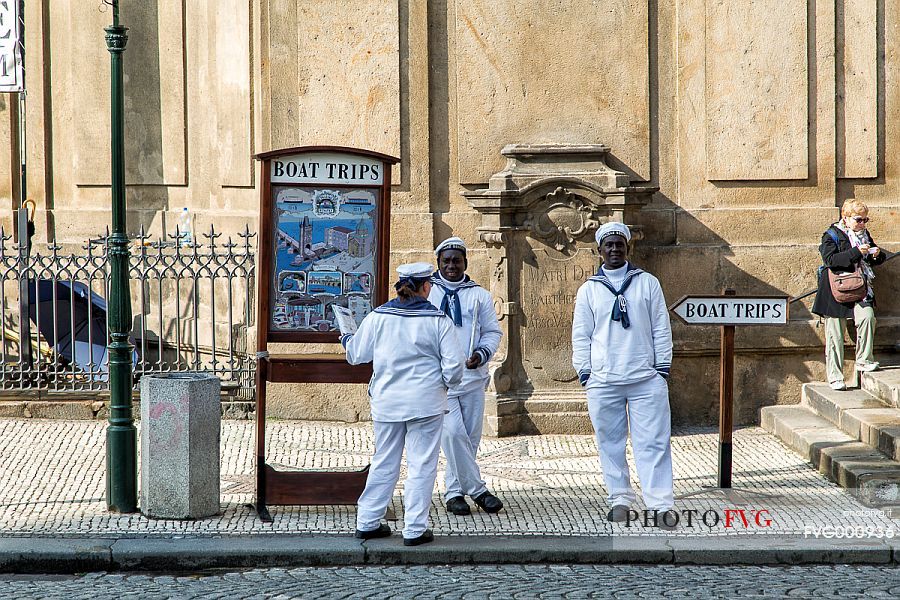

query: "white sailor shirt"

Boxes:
[344, 299, 465, 421]
[571, 263, 673, 387]
[428, 275, 502, 396]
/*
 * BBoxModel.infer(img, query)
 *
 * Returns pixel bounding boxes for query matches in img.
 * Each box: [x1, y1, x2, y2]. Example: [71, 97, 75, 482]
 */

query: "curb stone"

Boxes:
[1, 535, 898, 573]
[668, 535, 893, 565]
[0, 538, 114, 573]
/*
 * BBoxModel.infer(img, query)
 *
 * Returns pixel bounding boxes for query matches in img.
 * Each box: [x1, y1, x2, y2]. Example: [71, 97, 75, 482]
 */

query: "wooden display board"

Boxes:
[253, 146, 399, 521]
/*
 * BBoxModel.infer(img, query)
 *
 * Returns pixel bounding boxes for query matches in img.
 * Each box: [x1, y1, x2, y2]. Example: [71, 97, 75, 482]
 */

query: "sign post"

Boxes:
[670, 290, 788, 500]
[717, 289, 736, 489]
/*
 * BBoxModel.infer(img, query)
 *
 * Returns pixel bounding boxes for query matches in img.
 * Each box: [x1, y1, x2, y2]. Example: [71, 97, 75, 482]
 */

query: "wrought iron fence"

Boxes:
[0, 223, 257, 395]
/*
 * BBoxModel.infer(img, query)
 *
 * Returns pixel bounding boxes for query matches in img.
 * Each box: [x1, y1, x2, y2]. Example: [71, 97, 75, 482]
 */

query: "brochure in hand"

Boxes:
[468, 298, 480, 357]
[332, 305, 358, 336]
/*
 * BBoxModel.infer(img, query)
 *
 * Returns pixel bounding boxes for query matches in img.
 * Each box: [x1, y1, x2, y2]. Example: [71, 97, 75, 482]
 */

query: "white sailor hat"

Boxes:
[396, 262, 434, 279]
[595, 221, 632, 245]
[434, 236, 467, 256]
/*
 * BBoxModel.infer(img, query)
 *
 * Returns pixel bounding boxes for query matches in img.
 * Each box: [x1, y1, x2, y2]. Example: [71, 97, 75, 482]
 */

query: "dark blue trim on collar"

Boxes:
[374, 297, 444, 317]
[588, 262, 644, 285]
[430, 272, 479, 289]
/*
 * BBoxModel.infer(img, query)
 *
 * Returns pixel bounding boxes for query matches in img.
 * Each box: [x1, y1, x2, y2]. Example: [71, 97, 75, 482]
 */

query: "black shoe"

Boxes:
[606, 505, 630, 523]
[473, 492, 503, 514]
[354, 523, 391, 539]
[446, 496, 472, 516]
[403, 529, 434, 546]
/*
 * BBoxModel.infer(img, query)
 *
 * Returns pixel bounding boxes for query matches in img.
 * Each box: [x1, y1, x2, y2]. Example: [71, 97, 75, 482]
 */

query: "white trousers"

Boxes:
[442, 389, 489, 502]
[356, 414, 443, 538]
[586, 375, 674, 511]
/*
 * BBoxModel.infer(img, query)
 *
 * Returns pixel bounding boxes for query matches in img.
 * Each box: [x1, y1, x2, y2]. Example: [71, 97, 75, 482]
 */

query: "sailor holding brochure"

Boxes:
[340, 263, 464, 546]
[428, 237, 504, 516]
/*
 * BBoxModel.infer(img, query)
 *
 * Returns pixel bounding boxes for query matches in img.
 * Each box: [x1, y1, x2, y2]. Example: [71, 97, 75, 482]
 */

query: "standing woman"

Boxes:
[812, 200, 886, 390]
[343, 262, 465, 546]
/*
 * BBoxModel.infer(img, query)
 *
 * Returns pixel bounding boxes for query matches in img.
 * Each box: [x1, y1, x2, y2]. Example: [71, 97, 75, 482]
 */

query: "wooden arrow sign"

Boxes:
[669, 295, 789, 326]
[670, 290, 788, 495]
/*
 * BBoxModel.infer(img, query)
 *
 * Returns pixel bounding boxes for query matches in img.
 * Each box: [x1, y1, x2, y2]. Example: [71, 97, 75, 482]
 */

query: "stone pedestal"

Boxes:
[463, 144, 656, 436]
[140, 373, 221, 519]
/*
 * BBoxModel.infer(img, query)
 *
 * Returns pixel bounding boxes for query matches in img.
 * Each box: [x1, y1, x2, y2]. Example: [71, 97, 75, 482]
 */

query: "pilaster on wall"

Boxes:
[258, 0, 401, 182]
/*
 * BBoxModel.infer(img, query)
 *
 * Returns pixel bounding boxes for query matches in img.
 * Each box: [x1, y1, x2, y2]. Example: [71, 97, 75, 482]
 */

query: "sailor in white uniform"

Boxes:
[571, 222, 676, 529]
[428, 237, 504, 516]
[343, 262, 465, 546]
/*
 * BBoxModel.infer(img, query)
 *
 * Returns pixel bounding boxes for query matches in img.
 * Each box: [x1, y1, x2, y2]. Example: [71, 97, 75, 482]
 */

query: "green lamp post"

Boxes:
[104, 0, 137, 513]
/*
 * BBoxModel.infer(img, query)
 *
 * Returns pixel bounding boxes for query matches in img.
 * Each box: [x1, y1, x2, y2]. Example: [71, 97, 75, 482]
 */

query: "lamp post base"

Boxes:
[106, 424, 138, 513]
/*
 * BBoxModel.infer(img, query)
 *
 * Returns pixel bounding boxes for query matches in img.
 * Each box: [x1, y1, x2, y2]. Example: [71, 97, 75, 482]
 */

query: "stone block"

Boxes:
[0, 402, 26, 418]
[801, 383, 886, 427]
[705, 0, 808, 180]
[264, 0, 400, 181]
[862, 369, 900, 408]
[69, 1, 187, 185]
[25, 401, 94, 420]
[792, 427, 855, 464]
[140, 373, 221, 520]
[837, 0, 877, 178]
[266, 382, 367, 423]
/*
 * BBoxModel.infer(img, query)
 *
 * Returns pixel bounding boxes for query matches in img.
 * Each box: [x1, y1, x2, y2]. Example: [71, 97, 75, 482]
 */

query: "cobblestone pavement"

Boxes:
[0, 419, 897, 538]
[1, 565, 899, 599]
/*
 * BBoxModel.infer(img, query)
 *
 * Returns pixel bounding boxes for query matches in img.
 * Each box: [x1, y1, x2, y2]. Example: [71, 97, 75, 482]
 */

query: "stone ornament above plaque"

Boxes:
[523, 187, 601, 254]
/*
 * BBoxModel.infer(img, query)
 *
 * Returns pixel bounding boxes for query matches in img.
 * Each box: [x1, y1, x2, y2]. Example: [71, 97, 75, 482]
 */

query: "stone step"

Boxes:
[517, 412, 594, 436]
[802, 383, 900, 462]
[522, 399, 589, 414]
[861, 367, 900, 408]
[760, 405, 900, 511]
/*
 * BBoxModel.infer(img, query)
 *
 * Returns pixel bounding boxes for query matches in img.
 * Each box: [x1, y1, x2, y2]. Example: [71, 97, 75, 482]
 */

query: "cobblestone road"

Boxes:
[1, 565, 898, 599]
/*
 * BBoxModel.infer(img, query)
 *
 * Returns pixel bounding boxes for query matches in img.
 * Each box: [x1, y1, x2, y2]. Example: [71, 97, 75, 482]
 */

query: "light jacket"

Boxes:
[571, 265, 672, 387]
[428, 277, 502, 396]
[344, 299, 465, 421]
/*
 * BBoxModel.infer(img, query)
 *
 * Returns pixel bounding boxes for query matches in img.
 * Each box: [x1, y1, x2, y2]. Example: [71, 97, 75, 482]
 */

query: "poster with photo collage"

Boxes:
[270, 186, 377, 333]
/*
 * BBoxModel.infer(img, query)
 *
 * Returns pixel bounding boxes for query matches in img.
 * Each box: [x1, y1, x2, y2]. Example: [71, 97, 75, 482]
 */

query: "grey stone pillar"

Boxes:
[140, 373, 221, 519]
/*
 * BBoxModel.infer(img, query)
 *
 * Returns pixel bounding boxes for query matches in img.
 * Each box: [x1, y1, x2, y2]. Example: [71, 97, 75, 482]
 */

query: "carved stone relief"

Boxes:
[523, 187, 601, 255]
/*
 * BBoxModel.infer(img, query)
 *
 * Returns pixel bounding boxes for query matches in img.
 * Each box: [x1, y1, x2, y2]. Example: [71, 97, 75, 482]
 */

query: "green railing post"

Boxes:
[104, 1, 137, 513]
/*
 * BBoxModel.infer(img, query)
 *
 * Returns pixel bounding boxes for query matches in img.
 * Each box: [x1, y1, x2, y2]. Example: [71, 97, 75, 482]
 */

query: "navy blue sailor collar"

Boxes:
[430, 271, 480, 290]
[588, 262, 644, 288]
[374, 296, 445, 317]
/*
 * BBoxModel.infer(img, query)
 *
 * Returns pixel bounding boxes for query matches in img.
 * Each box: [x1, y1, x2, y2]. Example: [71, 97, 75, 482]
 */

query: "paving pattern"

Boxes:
[1, 565, 899, 599]
[0, 419, 897, 538]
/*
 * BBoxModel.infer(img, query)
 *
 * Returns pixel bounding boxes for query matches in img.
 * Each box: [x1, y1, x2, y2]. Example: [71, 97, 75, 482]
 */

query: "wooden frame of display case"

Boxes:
[253, 146, 399, 521]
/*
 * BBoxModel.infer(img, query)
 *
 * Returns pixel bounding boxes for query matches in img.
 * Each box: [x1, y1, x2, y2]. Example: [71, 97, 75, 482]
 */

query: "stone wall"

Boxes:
[3, 1, 899, 431]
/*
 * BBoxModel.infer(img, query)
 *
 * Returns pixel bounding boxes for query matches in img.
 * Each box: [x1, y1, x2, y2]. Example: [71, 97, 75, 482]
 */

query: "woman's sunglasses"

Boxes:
[851, 216, 870, 224]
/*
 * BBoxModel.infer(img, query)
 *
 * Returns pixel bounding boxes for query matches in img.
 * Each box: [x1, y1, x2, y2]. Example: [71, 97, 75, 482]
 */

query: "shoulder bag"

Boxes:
[823, 229, 867, 303]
